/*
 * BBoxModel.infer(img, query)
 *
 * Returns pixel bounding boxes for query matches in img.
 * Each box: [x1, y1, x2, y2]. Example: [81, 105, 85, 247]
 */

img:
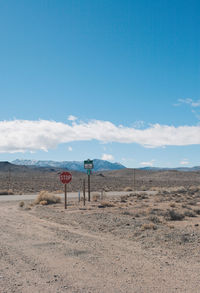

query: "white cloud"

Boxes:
[101, 154, 114, 161]
[140, 160, 155, 167]
[1, 119, 200, 153]
[180, 160, 189, 165]
[68, 115, 77, 121]
[177, 98, 200, 120]
[68, 146, 73, 151]
[178, 98, 200, 108]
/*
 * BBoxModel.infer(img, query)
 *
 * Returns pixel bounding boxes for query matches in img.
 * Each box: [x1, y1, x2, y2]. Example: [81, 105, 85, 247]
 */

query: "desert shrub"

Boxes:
[98, 201, 115, 208]
[188, 186, 200, 193]
[40, 200, 48, 205]
[137, 193, 147, 199]
[194, 209, 200, 215]
[120, 195, 128, 202]
[0, 190, 8, 195]
[19, 201, 24, 208]
[122, 210, 135, 216]
[181, 204, 190, 209]
[184, 210, 196, 217]
[148, 215, 161, 224]
[129, 192, 137, 197]
[166, 210, 185, 221]
[124, 187, 133, 191]
[0, 189, 14, 195]
[92, 193, 100, 202]
[141, 223, 157, 230]
[54, 190, 63, 194]
[34, 191, 61, 205]
[187, 201, 197, 206]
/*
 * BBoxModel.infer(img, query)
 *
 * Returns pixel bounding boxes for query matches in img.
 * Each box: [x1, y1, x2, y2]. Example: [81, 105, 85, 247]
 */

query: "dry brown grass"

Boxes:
[92, 192, 101, 202]
[0, 189, 14, 195]
[98, 201, 115, 208]
[141, 223, 157, 230]
[54, 190, 63, 194]
[19, 201, 25, 207]
[120, 195, 128, 202]
[34, 191, 61, 205]
[39, 200, 48, 205]
[124, 186, 133, 191]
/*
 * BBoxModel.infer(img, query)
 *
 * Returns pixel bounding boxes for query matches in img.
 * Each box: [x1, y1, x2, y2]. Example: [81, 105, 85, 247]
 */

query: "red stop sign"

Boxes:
[60, 171, 72, 184]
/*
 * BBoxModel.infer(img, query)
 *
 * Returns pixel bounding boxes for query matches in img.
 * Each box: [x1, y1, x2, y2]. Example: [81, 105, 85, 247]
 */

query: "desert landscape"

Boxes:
[1, 161, 200, 194]
[1, 163, 200, 292]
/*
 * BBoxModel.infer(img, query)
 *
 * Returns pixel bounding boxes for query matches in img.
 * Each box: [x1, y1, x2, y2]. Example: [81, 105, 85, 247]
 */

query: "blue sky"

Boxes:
[0, 0, 200, 167]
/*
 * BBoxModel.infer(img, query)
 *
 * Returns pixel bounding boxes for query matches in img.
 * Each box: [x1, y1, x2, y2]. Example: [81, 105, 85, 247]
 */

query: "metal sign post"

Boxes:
[83, 179, 86, 206]
[60, 171, 72, 209]
[64, 183, 67, 209]
[87, 169, 91, 201]
[84, 160, 93, 202]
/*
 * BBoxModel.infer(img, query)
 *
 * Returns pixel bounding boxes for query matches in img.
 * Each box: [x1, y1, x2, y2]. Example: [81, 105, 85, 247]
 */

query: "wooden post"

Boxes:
[88, 172, 90, 202]
[64, 183, 67, 209]
[83, 179, 86, 206]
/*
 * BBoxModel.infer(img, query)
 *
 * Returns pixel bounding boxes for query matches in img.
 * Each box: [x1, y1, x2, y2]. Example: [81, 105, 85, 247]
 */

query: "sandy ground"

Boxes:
[1, 188, 200, 293]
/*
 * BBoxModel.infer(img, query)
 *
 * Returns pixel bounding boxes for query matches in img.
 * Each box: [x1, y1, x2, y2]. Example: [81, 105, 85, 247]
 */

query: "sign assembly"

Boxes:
[84, 159, 94, 170]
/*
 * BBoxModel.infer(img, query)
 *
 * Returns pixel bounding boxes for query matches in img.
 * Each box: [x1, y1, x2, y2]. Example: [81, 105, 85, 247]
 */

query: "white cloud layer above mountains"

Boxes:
[0, 119, 200, 153]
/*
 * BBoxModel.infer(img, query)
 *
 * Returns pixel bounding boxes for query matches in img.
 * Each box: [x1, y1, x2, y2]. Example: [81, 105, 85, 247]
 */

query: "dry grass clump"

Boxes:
[19, 201, 25, 208]
[148, 215, 161, 224]
[141, 223, 157, 230]
[149, 187, 161, 191]
[120, 195, 128, 202]
[92, 192, 101, 202]
[184, 210, 196, 217]
[40, 200, 48, 205]
[137, 193, 147, 200]
[194, 209, 200, 215]
[98, 201, 115, 208]
[34, 191, 61, 205]
[124, 186, 133, 191]
[188, 185, 200, 192]
[54, 190, 63, 194]
[0, 189, 14, 195]
[140, 185, 147, 191]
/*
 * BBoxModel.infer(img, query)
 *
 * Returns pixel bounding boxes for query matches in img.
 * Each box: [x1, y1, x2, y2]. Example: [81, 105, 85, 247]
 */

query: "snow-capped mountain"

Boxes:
[12, 159, 126, 172]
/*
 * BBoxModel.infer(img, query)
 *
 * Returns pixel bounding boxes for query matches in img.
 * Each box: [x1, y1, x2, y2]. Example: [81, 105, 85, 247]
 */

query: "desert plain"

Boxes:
[1, 163, 200, 292]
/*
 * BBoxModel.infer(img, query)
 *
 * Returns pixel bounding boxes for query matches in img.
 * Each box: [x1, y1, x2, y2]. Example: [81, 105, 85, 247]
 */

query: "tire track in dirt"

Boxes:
[0, 202, 200, 292]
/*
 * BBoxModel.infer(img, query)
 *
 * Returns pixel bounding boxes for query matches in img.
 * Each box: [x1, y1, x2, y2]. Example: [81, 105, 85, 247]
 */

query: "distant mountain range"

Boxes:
[12, 159, 126, 172]
[139, 166, 200, 172]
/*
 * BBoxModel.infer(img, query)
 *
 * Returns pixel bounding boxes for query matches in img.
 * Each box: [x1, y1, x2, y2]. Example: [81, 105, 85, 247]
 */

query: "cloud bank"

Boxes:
[0, 119, 200, 153]
[101, 154, 114, 161]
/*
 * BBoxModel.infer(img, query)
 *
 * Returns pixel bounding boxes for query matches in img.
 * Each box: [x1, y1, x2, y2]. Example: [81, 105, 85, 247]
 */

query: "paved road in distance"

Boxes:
[0, 191, 157, 202]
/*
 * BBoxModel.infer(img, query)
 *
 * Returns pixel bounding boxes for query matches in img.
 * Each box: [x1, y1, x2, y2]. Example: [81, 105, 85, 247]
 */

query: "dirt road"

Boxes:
[0, 200, 200, 293]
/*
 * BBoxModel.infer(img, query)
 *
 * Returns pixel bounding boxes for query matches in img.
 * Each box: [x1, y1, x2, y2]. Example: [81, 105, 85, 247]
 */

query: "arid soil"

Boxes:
[1, 187, 200, 292]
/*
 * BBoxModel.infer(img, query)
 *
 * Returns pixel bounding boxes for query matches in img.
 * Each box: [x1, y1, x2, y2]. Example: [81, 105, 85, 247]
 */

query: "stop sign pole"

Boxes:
[60, 171, 72, 209]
